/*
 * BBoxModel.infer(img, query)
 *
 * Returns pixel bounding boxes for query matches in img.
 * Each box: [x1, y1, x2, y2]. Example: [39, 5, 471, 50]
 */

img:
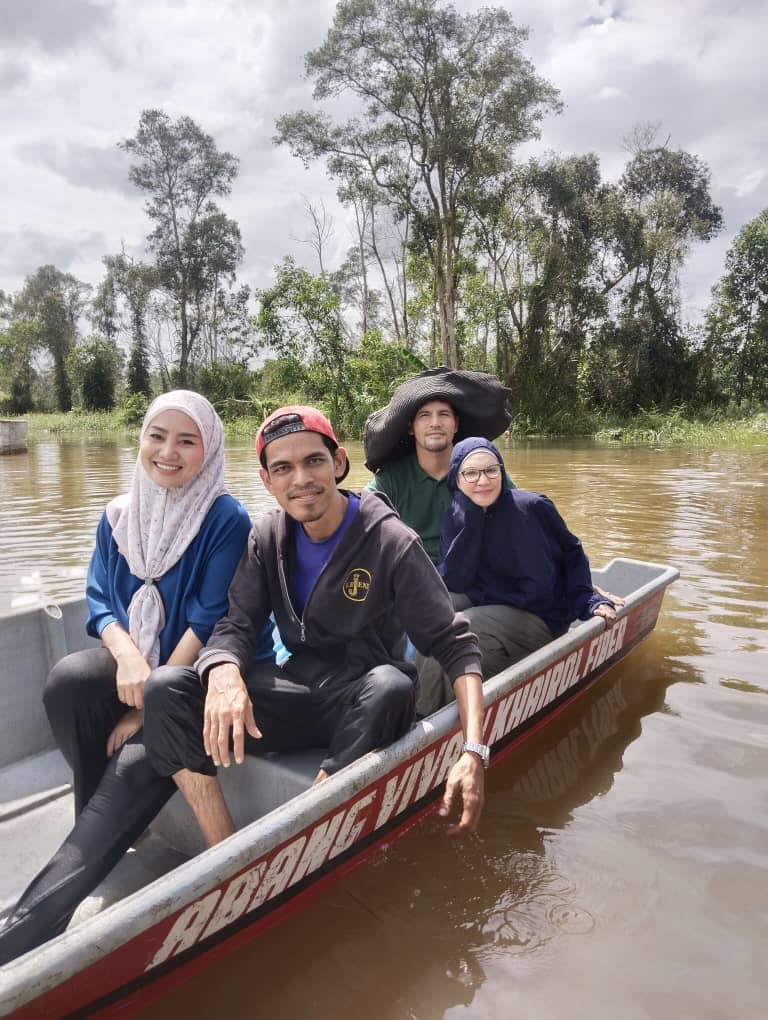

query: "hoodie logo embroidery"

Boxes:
[343, 569, 371, 602]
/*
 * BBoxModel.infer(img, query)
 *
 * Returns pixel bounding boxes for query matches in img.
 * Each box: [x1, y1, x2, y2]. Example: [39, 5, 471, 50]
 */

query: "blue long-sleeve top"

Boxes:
[438, 438, 612, 638]
[86, 493, 274, 664]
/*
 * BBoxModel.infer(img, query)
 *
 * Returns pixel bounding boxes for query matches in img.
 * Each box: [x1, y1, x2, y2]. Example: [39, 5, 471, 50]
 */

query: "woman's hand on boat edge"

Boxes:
[593, 584, 625, 609]
[439, 753, 485, 836]
[593, 603, 618, 626]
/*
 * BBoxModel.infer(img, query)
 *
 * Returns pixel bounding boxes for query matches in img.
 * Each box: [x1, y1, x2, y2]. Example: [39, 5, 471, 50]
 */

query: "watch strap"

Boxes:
[461, 740, 490, 767]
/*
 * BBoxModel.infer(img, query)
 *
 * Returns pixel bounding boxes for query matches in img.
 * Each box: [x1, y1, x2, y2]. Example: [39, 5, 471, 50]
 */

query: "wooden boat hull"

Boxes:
[0, 557, 677, 1018]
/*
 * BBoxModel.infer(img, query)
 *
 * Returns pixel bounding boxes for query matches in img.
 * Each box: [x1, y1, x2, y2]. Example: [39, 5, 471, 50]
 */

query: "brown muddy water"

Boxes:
[1, 436, 767, 1019]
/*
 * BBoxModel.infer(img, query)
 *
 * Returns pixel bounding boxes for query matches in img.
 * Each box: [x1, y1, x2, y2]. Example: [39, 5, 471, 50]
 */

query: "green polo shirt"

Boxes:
[366, 454, 450, 564]
[366, 452, 517, 565]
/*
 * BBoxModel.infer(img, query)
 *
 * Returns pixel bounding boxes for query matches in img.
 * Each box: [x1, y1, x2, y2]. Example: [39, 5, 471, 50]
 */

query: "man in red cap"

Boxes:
[143, 406, 487, 846]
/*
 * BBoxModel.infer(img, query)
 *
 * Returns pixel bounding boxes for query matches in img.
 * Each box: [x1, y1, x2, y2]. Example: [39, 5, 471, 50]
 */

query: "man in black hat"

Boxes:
[365, 369, 514, 564]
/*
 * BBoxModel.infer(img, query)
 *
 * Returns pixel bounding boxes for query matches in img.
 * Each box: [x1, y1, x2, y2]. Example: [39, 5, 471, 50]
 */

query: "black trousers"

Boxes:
[0, 648, 175, 965]
[144, 660, 415, 778]
[0, 652, 414, 965]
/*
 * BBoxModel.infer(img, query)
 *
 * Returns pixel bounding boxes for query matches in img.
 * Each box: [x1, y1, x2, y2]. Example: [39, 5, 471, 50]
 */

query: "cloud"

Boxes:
[0, 58, 29, 91]
[0, 229, 109, 283]
[1, 0, 766, 324]
[0, 0, 113, 53]
[16, 141, 135, 196]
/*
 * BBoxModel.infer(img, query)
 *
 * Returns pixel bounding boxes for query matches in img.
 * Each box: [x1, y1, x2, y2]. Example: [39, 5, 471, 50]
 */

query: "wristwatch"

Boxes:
[461, 741, 490, 768]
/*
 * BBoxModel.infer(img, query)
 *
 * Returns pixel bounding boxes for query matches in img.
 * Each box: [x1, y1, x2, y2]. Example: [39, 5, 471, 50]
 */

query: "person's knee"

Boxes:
[43, 654, 86, 716]
[370, 667, 415, 718]
[143, 665, 198, 715]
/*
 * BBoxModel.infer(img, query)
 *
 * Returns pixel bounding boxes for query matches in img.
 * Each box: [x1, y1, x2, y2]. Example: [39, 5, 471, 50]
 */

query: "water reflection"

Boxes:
[137, 640, 674, 1020]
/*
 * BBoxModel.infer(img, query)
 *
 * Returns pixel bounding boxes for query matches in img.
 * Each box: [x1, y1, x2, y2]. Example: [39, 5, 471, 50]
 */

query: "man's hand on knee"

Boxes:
[204, 664, 261, 767]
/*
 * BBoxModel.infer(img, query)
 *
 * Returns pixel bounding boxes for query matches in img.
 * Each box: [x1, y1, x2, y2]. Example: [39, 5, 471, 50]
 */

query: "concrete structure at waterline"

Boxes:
[0, 419, 28, 454]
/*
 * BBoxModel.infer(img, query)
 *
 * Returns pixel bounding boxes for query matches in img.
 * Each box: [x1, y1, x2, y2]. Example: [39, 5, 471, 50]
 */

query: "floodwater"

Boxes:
[1, 435, 767, 1019]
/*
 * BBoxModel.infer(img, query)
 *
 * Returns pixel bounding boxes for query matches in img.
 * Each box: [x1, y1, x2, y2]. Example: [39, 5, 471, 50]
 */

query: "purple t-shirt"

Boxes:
[292, 493, 360, 615]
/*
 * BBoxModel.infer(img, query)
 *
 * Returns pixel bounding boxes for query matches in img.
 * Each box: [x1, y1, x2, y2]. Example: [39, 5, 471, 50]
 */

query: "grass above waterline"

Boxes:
[15, 407, 768, 446]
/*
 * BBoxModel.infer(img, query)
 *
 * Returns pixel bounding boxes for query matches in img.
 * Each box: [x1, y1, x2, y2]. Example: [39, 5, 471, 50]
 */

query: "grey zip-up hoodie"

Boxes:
[196, 490, 481, 687]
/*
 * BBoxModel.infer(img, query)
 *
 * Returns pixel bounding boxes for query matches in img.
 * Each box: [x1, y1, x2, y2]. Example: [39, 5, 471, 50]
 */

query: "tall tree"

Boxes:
[471, 154, 612, 415]
[0, 320, 42, 412]
[704, 208, 768, 404]
[275, 0, 560, 368]
[66, 335, 123, 410]
[102, 253, 159, 397]
[120, 110, 243, 385]
[14, 265, 90, 410]
[619, 146, 723, 314]
[591, 146, 724, 410]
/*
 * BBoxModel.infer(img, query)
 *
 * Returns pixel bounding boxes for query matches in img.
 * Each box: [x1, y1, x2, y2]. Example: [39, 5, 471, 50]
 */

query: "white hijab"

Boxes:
[108, 390, 227, 668]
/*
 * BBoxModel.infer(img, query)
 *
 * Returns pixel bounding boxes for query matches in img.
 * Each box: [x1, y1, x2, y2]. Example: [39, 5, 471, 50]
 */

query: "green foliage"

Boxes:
[253, 357, 309, 402]
[14, 265, 91, 411]
[256, 257, 353, 425]
[66, 336, 123, 411]
[704, 208, 768, 404]
[340, 331, 424, 434]
[0, 319, 42, 412]
[127, 337, 152, 398]
[198, 361, 254, 419]
[120, 392, 150, 427]
[595, 404, 768, 445]
[0, 378, 34, 415]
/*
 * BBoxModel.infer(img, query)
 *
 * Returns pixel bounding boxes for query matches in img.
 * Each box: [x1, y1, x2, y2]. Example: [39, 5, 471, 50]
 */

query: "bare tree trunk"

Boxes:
[368, 203, 402, 342]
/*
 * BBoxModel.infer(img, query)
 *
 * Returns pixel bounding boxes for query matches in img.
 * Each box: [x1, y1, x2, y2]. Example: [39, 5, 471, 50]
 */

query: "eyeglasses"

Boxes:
[459, 464, 502, 484]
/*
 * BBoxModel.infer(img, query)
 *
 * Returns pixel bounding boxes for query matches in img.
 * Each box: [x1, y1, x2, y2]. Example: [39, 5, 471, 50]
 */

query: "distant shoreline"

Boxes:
[13, 408, 768, 447]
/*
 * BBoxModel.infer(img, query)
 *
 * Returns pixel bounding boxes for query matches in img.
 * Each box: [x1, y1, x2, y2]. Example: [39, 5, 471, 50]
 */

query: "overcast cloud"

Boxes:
[1, 0, 766, 323]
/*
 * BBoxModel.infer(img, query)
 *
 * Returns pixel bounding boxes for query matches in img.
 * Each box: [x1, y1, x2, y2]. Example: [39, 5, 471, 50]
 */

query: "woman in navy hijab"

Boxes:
[417, 437, 616, 716]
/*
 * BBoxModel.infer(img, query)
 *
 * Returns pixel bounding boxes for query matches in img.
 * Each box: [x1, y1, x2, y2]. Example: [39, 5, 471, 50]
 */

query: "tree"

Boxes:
[90, 272, 119, 342]
[66, 336, 122, 410]
[469, 154, 612, 417]
[704, 209, 768, 404]
[587, 146, 724, 411]
[0, 320, 42, 412]
[197, 361, 253, 416]
[619, 146, 723, 313]
[102, 253, 159, 397]
[120, 109, 243, 385]
[275, 0, 560, 368]
[200, 282, 255, 366]
[255, 257, 354, 427]
[14, 265, 90, 411]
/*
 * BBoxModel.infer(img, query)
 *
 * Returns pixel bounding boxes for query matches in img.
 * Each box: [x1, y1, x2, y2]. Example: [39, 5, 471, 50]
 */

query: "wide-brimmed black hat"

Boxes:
[364, 367, 512, 471]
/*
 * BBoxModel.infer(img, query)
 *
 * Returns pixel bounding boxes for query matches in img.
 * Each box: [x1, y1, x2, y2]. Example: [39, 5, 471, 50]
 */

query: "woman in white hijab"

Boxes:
[0, 391, 272, 964]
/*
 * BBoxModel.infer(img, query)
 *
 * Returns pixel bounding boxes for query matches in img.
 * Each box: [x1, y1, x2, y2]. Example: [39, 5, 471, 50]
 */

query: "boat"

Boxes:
[0, 556, 677, 1018]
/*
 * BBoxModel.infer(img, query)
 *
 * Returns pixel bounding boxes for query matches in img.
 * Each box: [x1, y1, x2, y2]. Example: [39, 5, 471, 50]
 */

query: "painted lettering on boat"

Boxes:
[484, 616, 627, 745]
[147, 616, 629, 970]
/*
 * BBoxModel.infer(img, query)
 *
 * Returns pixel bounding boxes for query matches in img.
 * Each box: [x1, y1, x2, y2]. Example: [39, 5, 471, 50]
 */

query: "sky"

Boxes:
[1, 0, 766, 325]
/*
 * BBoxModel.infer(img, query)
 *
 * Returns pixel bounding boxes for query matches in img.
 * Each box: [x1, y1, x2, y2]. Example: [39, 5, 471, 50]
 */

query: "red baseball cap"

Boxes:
[256, 405, 349, 481]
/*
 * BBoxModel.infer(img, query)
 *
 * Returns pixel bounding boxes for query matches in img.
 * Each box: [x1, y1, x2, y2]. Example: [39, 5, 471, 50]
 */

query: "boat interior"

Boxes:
[0, 559, 650, 934]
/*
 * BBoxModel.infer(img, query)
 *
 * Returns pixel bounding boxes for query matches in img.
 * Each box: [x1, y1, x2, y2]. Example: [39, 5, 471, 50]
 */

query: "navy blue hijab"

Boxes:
[439, 437, 607, 637]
